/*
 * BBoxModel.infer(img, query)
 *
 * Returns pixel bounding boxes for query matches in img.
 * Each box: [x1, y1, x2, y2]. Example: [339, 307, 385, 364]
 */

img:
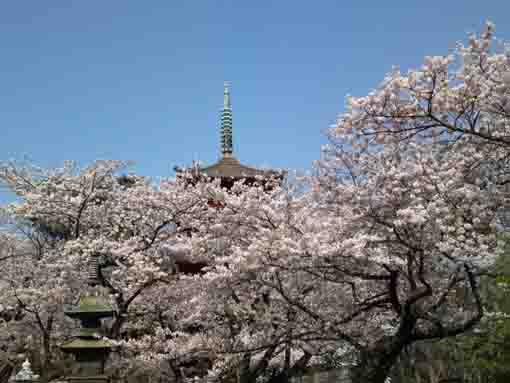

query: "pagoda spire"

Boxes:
[221, 81, 233, 158]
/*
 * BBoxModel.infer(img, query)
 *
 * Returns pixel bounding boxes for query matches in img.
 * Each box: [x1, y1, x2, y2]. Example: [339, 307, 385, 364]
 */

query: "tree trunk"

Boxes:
[109, 309, 127, 339]
[349, 340, 403, 383]
[0, 363, 14, 383]
[40, 331, 52, 382]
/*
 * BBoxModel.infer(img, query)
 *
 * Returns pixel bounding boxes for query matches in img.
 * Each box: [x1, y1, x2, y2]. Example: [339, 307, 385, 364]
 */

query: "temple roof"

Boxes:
[60, 338, 111, 351]
[198, 156, 279, 179]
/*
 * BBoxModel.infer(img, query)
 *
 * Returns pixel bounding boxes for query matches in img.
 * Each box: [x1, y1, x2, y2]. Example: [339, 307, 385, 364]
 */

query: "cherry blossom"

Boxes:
[1, 21, 509, 383]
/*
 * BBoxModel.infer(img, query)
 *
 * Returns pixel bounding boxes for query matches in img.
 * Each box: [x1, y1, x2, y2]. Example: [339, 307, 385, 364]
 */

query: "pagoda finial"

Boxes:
[221, 81, 233, 158]
[223, 81, 231, 109]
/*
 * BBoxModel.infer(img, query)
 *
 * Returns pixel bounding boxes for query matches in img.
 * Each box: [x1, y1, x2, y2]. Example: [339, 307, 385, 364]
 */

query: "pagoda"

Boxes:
[60, 256, 113, 383]
[175, 82, 284, 189]
[172, 83, 284, 276]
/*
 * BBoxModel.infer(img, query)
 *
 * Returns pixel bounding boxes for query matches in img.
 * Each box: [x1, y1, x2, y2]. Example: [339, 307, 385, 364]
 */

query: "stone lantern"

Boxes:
[60, 256, 113, 383]
[9, 359, 39, 383]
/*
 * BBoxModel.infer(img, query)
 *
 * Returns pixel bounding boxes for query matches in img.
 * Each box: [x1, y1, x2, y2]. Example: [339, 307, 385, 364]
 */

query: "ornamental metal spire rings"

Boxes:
[221, 81, 233, 158]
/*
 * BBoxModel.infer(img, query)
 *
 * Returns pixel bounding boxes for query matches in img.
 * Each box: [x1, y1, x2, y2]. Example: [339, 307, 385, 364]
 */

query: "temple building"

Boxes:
[175, 82, 284, 189]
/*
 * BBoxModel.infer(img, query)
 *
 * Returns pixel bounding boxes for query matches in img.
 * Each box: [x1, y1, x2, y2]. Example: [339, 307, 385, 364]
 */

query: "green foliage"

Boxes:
[454, 234, 510, 382]
[389, 234, 510, 383]
[460, 315, 510, 381]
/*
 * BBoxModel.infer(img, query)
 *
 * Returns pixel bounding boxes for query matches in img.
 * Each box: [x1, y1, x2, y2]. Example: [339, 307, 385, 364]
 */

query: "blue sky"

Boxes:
[1, 1, 509, 202]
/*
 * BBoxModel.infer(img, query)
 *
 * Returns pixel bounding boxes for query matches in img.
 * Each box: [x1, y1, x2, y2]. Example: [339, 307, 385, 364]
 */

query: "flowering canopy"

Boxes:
[1, 22, 509, 383]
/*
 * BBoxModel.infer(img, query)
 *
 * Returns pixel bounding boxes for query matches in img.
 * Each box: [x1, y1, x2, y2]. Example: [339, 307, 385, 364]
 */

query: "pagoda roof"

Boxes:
[64, 296, 113, 319]
[60, 338, 111, 351]
[198, 156, 281, 180]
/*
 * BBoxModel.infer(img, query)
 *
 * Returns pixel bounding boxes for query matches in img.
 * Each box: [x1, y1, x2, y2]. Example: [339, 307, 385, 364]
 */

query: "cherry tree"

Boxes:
[0, 160, 214, 380]
[310, 22, 506, 382]
[138, 181, 347, 383]
[0, 242, 83, 380]
[2, 21, 509, 383]
[173, 22, 509, 383]
[114, 179, 325, 383]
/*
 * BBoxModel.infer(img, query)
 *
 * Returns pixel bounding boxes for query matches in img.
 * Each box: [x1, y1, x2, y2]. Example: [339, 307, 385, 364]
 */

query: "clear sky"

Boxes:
[1, 1, 509, 201]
